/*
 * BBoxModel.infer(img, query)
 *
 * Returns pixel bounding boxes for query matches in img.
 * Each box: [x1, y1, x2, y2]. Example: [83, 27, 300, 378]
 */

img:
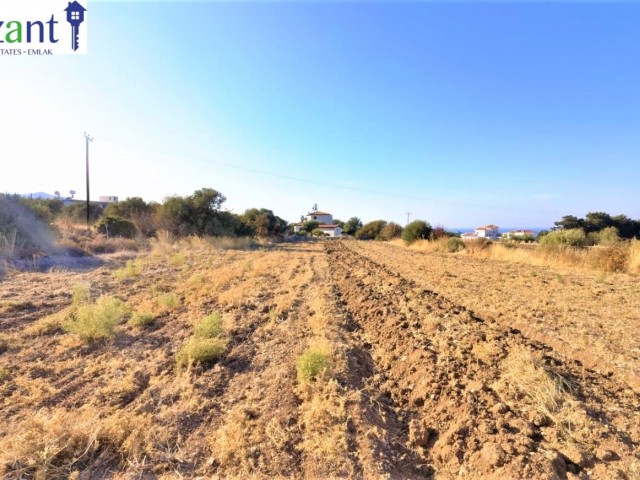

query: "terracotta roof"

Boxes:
[308, 211, 331, 215]
[477, 225, 499, 230]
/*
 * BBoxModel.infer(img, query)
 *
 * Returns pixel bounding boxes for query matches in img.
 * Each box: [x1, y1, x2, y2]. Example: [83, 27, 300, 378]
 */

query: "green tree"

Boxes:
[554, 215, 584, 231]
[241, 208, 288, 237]
[356, 220, 387, 240]
[343, 217, 363, 236]
[160, 188, 227, 236]
[402, 220, 432, 244]
[584, 212, 613, 233]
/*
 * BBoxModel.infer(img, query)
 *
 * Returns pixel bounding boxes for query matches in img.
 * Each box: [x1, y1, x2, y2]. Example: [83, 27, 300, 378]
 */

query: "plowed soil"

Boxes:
[0, 239, 638, 479]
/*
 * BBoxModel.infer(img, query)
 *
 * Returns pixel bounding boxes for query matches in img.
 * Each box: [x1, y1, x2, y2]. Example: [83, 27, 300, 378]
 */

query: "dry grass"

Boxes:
[175, 338, 226, 369]
[0, 408, 154, 479]
[499, 345, 577, 423]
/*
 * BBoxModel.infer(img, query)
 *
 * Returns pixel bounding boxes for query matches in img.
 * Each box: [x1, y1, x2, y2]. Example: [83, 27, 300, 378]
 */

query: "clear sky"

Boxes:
[2, 0, 639, 229]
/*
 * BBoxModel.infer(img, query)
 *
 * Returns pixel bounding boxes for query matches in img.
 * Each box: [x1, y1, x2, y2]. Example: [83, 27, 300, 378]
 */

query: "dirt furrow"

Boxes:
[326, 241, 640, 479]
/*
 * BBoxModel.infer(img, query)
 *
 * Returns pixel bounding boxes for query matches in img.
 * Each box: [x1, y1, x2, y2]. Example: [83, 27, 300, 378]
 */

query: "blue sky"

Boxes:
[2, 1, 639, 228]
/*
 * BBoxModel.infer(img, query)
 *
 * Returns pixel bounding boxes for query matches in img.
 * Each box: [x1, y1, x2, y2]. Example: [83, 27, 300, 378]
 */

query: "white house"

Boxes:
[502, 229, 536, 239]
[293, 210, 343, 237]
[474, 224, 500, 239]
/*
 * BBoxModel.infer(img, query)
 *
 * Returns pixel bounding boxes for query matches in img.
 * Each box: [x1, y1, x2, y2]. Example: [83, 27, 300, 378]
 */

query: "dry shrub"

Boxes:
[463, 238, 493, 255]
[0, 335, 7, 354]
[499, 345, 576, 422]
[628, 239, 640, 274]
[586, 244, 629, 272]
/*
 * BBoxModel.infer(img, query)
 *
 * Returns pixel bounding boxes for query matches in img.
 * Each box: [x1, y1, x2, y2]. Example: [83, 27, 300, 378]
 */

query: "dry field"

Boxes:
[0, 238, 639, 479]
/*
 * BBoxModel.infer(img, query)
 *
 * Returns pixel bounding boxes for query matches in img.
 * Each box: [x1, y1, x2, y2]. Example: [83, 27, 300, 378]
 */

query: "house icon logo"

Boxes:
[64, 1, 86, 51]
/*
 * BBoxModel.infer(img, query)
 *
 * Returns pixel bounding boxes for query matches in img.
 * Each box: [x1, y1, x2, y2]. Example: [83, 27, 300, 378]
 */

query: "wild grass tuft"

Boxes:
[160, 293, 179, 310]
[113, 259, 143, 281]
[72, 283, 92, 306]
[194, 312, 223, 339]
[176, 338, 226, 369]
[63, 296, 129, 342]
[297, 347, 333, 384]
[129, 312, 156, 328]
[0, 367, 9, 383]
[0, 336, 7, 354]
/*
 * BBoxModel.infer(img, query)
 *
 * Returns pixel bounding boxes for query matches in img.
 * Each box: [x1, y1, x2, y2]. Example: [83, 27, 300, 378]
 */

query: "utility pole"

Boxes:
[84, 132, 93, 227]
[405, 212, 411, 225]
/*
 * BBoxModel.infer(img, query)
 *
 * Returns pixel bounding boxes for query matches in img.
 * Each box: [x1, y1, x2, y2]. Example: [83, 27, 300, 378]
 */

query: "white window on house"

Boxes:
[71, 12, 80, 20]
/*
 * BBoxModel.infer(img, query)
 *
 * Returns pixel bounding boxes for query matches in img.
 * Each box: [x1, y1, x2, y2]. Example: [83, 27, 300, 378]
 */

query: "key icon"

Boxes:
[64, 1, 87, 52]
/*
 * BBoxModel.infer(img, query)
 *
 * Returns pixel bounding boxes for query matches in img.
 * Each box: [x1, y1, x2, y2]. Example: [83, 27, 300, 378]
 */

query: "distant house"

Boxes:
[503, 229, 536, 239]
[293, 209, 343, 237]
[475, 224, 500, 239]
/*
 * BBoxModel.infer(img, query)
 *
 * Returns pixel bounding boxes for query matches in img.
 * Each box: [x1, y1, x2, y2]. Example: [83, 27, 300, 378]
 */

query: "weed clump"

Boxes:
[72, 283, 92, 306]
[64, 296, 129, 342]
[176, 311, 226, 370]
[176, 338, 225, 369]
[0, 336, 7, 354]
[194, 312, 223, 339]
[129, 312, 156, 328]
[297, 347, 332, 384]
[113, 259, 143, 281]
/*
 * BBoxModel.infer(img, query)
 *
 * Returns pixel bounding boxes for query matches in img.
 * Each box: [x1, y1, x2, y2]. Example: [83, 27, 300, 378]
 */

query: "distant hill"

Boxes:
[22, 192, 57, 199]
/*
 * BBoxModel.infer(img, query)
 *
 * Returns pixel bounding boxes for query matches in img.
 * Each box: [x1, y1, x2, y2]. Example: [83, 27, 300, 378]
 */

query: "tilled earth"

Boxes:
[0, 240, 638, 479]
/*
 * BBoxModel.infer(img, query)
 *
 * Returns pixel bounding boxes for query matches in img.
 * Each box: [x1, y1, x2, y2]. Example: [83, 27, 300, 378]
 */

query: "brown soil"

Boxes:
[0, 239, 638, 479]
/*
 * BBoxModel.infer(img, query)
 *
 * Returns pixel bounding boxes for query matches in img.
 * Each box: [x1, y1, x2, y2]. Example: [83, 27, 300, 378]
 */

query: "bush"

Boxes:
[129, 312, 156, 328]
[296, 347, 332, 383]
[589, 226, 621, 246]
[63, 296, 129, 342]
[96, 215, 137, 238]
[113, 259, 143, 281]
[443, 237, 465, 252]
[311, 228, 325, 237]
[402, 220, 432, 245]
[539, 228, 588, 249]
[194, 312, 223, 339]
[176, 338, 226, 369]
[379, 222, 403, 241]
[0, 336, 7, 354]
[356, 220, 387, 240]
[72, 283, 92, 306]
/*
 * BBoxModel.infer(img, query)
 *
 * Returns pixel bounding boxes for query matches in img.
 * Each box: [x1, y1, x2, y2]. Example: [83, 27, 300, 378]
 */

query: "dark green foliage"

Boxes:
[160, 188, 230, 236]
[379, 222, 403, 241]
[241, 208, 288, 237]
[62, 202, 104, 223]
[311, 228, 325, 237]
[552, 212, 640, 239]
[343, 217, 363, 236]
[355, 220, 387, 240]
[95, 215, 136, 238]
[103, 197, 151, 219]
[402, 220, 432, 244]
